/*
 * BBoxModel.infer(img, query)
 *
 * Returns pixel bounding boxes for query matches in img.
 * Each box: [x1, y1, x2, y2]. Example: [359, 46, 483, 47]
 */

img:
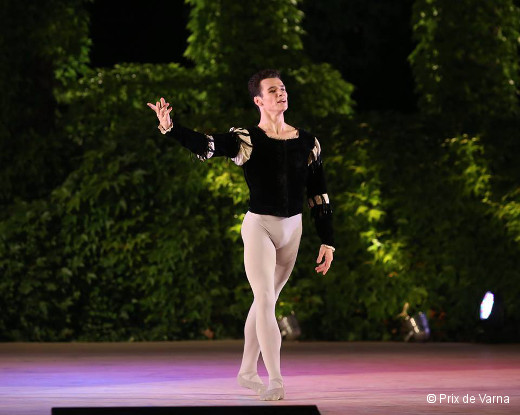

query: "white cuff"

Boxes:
[321, 244, 335, 252]
[158, 122, 173, 134]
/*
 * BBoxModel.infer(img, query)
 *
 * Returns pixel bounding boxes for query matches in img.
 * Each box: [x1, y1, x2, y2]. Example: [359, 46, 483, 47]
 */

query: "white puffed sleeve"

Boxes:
[230, 127, 253, 166]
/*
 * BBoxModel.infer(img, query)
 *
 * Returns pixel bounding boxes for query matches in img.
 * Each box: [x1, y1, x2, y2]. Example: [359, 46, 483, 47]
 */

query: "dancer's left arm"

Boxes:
[307, 137, 334, 275]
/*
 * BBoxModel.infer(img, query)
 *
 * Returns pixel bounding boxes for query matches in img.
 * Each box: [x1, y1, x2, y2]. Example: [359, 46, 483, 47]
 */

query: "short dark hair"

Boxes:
[248, 69, 282, 102]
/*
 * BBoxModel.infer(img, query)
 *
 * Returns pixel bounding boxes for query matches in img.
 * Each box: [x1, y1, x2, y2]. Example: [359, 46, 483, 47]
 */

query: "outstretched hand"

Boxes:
[146, 97, 172, 130]
[315, 245, 333, 275]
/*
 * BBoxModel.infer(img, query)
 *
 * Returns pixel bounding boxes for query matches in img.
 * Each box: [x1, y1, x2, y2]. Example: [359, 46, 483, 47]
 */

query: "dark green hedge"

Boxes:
[410, 0, 520, 129]
[2, 104, 520, 341]
[1, 0, 520, 342]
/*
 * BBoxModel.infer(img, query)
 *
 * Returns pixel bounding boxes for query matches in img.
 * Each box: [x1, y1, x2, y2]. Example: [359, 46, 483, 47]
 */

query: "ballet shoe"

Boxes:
[260, 378, 285, 401]
[237, 372, 267, 394]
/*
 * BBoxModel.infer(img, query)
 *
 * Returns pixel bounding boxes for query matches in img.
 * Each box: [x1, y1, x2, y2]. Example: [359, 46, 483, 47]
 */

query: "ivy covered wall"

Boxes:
[1, 0, 519, 341]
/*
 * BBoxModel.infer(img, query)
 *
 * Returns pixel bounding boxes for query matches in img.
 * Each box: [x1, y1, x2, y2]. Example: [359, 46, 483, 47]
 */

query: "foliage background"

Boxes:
[1, 0, 519, 342]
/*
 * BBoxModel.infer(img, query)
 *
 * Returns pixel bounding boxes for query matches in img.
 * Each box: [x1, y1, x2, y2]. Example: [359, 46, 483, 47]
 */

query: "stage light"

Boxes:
[398, 303, 430, 342]
[403, 311, 430, 342]
[478, 290, 503, 326]
[479, 291, 494, 320]
[278, 311, 301, 341]
[477, 290, 505, 342]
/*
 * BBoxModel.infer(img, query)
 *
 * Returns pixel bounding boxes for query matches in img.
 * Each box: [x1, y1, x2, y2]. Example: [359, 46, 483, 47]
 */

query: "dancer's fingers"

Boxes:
[147, 102, 158, 112]
[317, 262, 329, 270]
[323, 252, 333, 274]
[315, 250, 332, 274]
[319, 263, 330, 275]
[315, 265, 327, 275]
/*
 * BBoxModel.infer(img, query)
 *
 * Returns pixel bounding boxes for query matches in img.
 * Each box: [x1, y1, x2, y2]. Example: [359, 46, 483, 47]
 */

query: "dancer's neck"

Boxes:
[257, 111, 287, 136]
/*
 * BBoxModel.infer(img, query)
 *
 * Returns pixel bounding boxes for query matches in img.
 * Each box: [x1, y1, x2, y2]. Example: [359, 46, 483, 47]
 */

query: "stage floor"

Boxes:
[0, 340, 519, 414]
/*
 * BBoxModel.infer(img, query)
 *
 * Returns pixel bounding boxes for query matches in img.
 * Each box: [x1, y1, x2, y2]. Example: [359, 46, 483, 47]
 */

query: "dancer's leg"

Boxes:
[237, 300, 265, 393]
[241, 214, 280, 381]
[239, 212, 302, 400]
[274, 232, 301, 297]
[239, 301, 261, 374]
[238, 249, 296, 380]
[260, 217, 301, 400]
[237, 212, 275, 394]
[251, 232, 299, 378]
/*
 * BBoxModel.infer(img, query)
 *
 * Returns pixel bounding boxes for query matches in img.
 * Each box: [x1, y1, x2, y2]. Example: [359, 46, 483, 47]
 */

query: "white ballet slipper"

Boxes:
[259, 378, 285, 401]
[237, 372, 267, 394]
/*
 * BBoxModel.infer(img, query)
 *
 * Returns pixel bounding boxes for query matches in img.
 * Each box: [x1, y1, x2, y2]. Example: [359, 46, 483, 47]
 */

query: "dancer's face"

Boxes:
[255, 78, 288, 113]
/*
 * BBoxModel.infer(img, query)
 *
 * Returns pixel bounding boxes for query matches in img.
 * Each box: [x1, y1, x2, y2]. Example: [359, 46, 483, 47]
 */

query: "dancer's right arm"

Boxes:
[147, 97, 242, 161]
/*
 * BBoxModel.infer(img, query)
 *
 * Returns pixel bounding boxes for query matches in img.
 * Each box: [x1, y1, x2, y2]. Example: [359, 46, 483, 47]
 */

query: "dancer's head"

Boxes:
[248, 69, 287, 113]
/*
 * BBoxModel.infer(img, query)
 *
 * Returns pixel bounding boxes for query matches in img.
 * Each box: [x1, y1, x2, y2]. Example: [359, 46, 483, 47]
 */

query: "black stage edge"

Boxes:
[52, 406, 321, 415]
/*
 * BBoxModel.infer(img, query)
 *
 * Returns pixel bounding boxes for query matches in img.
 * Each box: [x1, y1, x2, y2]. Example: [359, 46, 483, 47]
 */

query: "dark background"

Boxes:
[87, 0, 416, 112]
[1, 0, 519, 343]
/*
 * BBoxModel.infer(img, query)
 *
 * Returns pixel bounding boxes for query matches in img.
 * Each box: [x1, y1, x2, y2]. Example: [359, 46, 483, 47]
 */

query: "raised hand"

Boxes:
[146, 97, 173, 130]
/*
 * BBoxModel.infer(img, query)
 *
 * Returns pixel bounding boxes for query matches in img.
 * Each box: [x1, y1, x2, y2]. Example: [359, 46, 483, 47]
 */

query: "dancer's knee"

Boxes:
[254, 290, 276, 312]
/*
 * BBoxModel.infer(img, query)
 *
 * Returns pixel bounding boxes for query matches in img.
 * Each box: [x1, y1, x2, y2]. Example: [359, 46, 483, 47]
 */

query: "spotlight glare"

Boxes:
[480, 291, 494, 320]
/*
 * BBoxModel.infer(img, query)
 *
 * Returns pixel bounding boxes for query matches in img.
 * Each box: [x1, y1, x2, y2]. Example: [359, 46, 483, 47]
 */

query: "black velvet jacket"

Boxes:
[164, 123, 334, 247]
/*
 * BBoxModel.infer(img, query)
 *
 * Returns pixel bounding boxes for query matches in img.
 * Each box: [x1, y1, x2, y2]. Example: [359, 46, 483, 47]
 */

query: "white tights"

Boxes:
[238, 211, 302, 389]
